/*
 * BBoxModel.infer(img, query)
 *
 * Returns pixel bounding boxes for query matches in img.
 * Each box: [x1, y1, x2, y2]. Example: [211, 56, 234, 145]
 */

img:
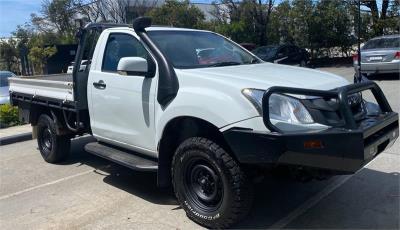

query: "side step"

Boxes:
[84, 142, 158, 172]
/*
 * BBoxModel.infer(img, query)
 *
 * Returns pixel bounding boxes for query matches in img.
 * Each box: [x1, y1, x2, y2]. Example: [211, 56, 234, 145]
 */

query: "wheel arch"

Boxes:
[156, 116, 233, 188]
[17, 102, 48, 126]
[18, 102, 71, 136]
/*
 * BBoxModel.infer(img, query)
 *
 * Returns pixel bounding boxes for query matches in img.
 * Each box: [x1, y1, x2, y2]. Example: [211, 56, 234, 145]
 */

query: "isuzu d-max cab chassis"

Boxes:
[9, 17, 399, 228]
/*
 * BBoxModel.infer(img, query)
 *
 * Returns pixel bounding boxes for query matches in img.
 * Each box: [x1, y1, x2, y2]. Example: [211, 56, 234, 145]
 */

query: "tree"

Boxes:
[268, 0, 293, 44]
[31, 0, 78, 43]
[76, 0, 159, 24]
[253, 0, 274, 46]
[148, 0, 205, 28]
[0, 39, 19, 72]
[309, 0, 354, 57]
[28, 46, 57, 75]
[12, 24, 35, 75]
[360, 0, 391, 36]
[289, 0, 314, 48]
[384, 0, 400, 34]
[345, 0, 400, 36]
[27, 34, 57, 75]
[212, 0, 274, 45]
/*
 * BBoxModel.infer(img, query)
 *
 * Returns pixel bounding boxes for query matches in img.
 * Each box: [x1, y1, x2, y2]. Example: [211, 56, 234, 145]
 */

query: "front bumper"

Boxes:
[224, 113, 398, 173]
[224, 82, 399, 174]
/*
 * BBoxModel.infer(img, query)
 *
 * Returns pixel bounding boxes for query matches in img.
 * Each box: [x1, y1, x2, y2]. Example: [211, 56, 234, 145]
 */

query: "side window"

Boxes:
[288, 46, 296, 54]
[102, 33, 148, 72]
[254, 47, 266, 55]
[77, 29, 100, 72]
[277, 47, 288, 57]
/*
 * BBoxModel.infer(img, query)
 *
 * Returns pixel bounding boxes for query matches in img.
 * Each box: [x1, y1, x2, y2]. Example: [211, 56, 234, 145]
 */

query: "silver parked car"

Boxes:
[0, 71, 16, 104]
[354, 35, 400, 75]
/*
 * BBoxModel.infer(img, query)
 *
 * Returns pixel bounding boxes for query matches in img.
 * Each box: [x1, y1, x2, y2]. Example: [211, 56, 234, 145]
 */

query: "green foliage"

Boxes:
[381, 1, 400, 35]
[0, 104, 20, 128]
[12, 24, 60, 75]
[148, 0, 205, 28]
[0, 39, 19, 73]
[268, 0, 293, 44]
[359, 0, 400, 36]
[34, 0, 77, 40]
[212, 0, 274, 45]
[309, 0, 354, 57]
[28, 45, 57, 74]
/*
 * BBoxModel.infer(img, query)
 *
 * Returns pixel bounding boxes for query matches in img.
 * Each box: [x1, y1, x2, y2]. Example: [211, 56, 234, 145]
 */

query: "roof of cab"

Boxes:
[83, 22, 207, 33]
[107, 26, 207, 33]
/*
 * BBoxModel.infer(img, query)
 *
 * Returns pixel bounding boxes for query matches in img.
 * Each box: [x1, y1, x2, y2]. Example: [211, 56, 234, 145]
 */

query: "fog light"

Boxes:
[304, 140, 324, 149]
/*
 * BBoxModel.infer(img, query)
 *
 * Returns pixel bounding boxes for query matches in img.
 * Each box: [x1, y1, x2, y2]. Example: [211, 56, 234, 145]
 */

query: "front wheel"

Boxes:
[172, 137, 253, 228]
[37, 114, 70, 163]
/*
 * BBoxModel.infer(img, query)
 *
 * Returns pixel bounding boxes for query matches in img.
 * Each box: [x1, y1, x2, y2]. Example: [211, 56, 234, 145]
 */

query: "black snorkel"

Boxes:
[132, 17, 179, 107]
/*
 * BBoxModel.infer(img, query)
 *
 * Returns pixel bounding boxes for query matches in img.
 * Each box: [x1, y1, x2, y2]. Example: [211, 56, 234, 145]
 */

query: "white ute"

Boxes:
[9, 17, 399, 228]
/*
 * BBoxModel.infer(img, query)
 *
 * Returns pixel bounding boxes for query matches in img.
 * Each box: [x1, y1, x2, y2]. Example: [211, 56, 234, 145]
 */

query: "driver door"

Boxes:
[88, 32, 158, 156]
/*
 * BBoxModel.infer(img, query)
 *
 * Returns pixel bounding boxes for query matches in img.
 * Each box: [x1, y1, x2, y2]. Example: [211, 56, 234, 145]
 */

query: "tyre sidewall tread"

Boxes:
[37, 114, 70, 163]
[172, 137, 253, 228]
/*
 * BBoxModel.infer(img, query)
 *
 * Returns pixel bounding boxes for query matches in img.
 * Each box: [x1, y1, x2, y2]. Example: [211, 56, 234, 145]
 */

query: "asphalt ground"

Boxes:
[0, 67, 399, 229]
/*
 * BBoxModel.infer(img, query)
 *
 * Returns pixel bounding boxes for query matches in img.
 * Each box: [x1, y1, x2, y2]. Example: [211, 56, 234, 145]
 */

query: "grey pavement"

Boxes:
[0, 67, 399, 229]
[0, 124, 31, 138]
[0, 124, 32, 146]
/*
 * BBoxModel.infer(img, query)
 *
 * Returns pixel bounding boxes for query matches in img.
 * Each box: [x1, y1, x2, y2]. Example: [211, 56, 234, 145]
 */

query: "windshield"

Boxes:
[147, 30, 259, 69]
[362, 37, 400, 50]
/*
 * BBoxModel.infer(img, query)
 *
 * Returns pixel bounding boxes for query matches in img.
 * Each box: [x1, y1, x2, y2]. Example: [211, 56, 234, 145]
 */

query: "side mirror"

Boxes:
[117, 57, 148, 76]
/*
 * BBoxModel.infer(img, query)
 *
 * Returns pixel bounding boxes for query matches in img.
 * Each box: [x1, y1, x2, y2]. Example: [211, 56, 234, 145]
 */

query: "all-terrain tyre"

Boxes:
[172, 137, 254, 228]
[37, 114, 70, 163]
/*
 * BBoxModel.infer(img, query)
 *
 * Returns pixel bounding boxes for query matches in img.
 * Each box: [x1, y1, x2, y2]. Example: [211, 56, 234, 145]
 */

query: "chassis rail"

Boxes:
[10, 92, 77, 112]
[10, 92, 87, 133]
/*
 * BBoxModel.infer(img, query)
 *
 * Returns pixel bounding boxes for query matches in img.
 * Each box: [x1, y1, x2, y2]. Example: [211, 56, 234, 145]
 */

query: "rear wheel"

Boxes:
[172, 137, 253, 228]
[37, 114, 70, 163]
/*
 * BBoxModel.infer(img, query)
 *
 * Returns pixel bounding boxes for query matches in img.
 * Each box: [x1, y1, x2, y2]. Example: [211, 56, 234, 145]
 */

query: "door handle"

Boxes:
[93, 80, 106, 89]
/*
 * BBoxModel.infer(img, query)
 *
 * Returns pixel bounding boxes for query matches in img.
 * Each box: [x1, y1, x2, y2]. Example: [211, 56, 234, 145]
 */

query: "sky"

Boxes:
[0, 0, 42, 37]
[0, 0, 215, 38]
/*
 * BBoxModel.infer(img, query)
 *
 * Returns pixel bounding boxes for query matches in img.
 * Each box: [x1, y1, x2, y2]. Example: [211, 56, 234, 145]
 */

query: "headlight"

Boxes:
[242, 88, 328, 131]
[269, 94, 314, 124]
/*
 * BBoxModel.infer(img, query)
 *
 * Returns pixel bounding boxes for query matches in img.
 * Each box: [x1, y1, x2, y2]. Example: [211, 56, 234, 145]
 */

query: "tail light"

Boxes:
[394, 51, 400, 59]
[353, 54, 359, 64]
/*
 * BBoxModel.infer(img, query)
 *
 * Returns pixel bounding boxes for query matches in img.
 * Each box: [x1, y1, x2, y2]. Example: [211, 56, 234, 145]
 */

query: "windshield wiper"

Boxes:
[208, 61, 241, 67]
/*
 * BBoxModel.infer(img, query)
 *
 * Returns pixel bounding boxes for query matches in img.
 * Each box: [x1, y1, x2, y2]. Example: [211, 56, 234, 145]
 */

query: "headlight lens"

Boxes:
[242, 89, 327, 131]
[269, 94, 314, 124]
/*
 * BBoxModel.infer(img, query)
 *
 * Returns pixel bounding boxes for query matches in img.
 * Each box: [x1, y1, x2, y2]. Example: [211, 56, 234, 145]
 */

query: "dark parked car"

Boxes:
[252, 44, 310, 67]
[239, 43, 257, 51]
